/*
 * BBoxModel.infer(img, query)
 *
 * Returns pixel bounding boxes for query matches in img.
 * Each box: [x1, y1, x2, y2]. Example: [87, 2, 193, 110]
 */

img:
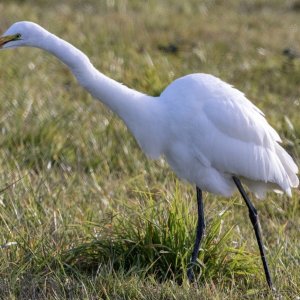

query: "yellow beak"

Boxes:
[0, 34, 19, 48]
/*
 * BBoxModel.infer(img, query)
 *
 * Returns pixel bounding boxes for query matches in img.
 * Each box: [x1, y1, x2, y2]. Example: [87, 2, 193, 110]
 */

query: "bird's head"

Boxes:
[0, 21, 47, 49]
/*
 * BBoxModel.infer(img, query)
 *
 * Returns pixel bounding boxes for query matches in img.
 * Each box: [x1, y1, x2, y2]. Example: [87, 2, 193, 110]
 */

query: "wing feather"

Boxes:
[203, 83, 281, 148]
[198, 78, 296, 191]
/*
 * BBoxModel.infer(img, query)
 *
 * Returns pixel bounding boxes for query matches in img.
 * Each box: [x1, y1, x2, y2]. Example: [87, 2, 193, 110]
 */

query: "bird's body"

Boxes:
[0, 21, 298, 288]
[160, 74, 299, 198]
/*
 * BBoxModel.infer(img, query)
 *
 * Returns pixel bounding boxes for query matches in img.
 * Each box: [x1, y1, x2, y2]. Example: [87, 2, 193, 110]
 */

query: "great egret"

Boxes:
[0, 21, 298, 289]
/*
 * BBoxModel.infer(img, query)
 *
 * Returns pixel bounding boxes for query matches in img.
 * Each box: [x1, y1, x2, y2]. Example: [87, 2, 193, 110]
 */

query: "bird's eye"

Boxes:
[15, 33, 22, 39]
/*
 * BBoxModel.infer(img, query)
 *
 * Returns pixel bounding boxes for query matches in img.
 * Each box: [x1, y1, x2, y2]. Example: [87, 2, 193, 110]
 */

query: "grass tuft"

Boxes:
[63, 189, 259, 285]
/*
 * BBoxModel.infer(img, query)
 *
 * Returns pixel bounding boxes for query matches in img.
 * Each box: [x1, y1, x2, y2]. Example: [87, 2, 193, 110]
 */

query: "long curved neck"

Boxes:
[40, 33, 147, 117]
[34, 31, 166, 158]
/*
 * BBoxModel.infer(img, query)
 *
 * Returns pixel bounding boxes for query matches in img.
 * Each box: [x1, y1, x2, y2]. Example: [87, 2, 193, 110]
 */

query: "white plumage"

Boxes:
[160, 74, 299, 198]
[0, 21, 298, 199]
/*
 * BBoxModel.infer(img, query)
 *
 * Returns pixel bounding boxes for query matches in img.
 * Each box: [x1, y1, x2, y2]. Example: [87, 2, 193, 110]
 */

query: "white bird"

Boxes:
[0, 21, 298, 288]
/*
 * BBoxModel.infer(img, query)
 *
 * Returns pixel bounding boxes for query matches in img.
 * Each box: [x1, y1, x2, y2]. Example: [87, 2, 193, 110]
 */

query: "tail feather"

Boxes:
[275, 144, 299, 188]
[243, 144, 298, 199]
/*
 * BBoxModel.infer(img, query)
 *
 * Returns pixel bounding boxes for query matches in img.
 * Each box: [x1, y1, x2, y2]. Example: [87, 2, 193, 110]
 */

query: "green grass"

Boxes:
[0, 0, 299, 299]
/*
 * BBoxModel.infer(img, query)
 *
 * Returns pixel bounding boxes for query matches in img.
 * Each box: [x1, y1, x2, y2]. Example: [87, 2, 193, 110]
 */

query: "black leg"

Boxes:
[232, 176, 273, 289]
[187, 186, 205, 282]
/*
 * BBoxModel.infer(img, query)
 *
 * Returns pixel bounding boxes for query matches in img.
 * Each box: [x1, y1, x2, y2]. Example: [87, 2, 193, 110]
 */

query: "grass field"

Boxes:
[0, 0, 299, 299]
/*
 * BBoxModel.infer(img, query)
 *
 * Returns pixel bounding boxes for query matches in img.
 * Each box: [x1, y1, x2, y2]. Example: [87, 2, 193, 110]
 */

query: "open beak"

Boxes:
[0, 34, 19, 48]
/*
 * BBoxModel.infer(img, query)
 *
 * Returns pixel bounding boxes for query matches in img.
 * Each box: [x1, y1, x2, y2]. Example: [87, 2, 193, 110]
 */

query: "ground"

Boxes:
[0, 0, 299, 299]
